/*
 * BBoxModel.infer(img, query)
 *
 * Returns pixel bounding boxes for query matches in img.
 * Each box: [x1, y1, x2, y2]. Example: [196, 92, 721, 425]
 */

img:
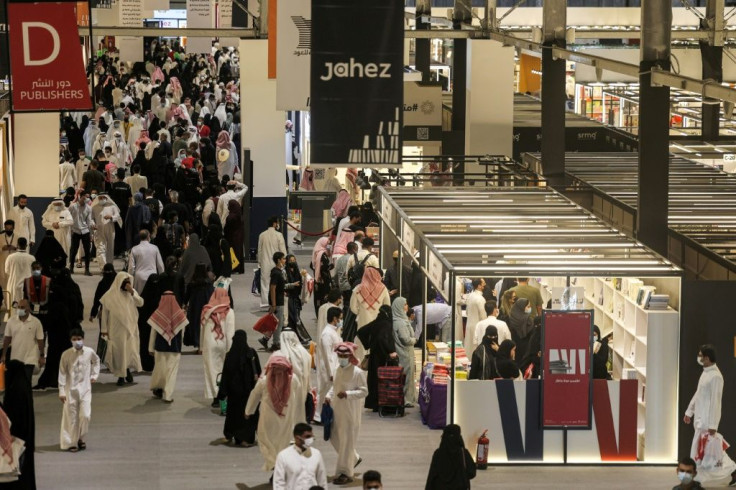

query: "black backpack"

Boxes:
[348, 253, 371, 288]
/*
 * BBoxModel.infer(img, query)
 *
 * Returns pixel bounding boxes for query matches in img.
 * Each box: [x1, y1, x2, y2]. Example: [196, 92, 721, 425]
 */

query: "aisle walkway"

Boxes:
[25, 258, 673, 489]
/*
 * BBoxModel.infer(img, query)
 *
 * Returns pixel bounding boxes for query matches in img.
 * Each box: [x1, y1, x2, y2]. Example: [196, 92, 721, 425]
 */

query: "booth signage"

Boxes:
[541, 310, 593, 429]
[401, 220, 416, 253]
[310, 0, 403, 167]
[276, 0, 310, 110]
[7, 1, 92, 112]
[404, 81, 442, 143]
[426, 250, 448, 300]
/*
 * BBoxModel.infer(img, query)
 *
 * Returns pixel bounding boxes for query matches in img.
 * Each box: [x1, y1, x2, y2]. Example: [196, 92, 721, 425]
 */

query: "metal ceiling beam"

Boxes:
[651, 67, 736, 104]
[79, 26, 257, 37]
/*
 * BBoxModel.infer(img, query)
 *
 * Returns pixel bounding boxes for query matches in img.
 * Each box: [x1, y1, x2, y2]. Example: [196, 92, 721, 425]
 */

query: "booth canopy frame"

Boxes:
[377, 185, 681, 423]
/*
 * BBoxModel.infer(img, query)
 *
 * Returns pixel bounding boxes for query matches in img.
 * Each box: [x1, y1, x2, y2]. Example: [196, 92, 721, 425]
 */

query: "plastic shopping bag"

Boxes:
[697, 432, 731, 470]
[253, 313, 279, 335]
[300, 274, 314, 304]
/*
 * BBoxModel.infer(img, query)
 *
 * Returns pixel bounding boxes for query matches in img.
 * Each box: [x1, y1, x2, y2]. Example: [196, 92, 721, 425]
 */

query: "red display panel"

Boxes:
[8, 1, 92, 112]
[542, 310, 593, 429]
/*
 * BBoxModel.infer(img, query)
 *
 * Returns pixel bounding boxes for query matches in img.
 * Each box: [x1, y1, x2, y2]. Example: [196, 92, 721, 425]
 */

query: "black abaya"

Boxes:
[35, 293, 73, 389]
[184, 280, 214, 348]
[217, 331, 261, 444]
[1, 361, 36, 490]
[138, 274, 163, 371]
[357, 306, 397, 410]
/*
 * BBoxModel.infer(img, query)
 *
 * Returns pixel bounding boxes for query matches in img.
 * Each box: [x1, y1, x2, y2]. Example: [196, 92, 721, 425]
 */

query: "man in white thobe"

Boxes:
[91, 194, 121, 266]
[4, 238, 35, 313]
[7, 196, 36, 248]
[316, 290, 342, 340]
[464, 278, 487, 357]
[41, 199, 74, 258]
[412, 302, 453, 343]
[0, 220, 18, 294]
[273, 423, 328, 490]
[257, 217, 286, 307]
[474, 299, 512, 349]
[684, 344, 736, 486]
[58, 328, 100, 452]
[216, 180, 248, 223]
[316, 307, 342, 422]
[127, 230, 164, 293]
[326, 342, 368, 485]
[59, 160, 77, 191]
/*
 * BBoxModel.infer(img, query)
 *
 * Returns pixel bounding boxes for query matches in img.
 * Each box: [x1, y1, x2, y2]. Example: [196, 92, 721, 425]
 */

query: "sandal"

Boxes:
[78, 441, 86, 450]
[332, 475, 353, 485]
[68, 447, 78, 453]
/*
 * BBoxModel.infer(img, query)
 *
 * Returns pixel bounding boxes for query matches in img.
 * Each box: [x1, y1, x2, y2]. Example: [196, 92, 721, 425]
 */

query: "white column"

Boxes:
[240, 39, 287, 239]
[464, 40, 514, 173]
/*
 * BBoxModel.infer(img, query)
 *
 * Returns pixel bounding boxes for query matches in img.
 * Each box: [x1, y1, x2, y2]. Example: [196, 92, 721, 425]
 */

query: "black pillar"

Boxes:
[416, 1, 431, 83]
[541, 45, 566, 181]
[700, 40, 723, 141]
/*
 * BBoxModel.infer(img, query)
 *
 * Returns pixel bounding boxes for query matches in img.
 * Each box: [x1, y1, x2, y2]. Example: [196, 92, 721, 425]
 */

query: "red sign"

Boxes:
[8, 1, 92, 112]
[542, 310, 593, 428]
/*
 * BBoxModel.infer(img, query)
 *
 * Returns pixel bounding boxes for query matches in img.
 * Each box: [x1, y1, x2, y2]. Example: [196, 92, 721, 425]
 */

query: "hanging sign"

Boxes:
[276, 0, 310, 110]
[310, 0, 403, 168]
[186, 0, 213, 54]
[404, 81, 442, 143]
[7, 1, 92, 112]
[541, 310, 594, 429]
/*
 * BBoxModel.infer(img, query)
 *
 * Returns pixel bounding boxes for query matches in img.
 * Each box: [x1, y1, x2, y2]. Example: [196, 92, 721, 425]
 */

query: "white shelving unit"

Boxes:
[540, 276, 680, 462]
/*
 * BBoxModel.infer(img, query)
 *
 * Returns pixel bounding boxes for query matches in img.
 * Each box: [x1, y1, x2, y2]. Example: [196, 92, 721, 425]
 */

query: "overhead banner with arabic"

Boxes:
[276, 0, 310, 111]
[310, 0, 403, 168]
[7, 1, 92, 112]
[541, 310, 594, 429]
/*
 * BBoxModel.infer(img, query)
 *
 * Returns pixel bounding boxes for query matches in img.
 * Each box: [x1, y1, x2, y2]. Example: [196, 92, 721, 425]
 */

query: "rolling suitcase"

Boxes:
[377, 364, 405, 417]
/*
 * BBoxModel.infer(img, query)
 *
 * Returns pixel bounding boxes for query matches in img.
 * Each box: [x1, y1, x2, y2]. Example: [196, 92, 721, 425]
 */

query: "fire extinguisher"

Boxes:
[476, 429, 489, 470]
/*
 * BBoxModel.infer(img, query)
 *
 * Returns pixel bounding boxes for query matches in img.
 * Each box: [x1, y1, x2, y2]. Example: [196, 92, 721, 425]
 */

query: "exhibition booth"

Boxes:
[523, 152, 736, 269]
[377, 186, 682, 463]
[574, 82, 736, 137]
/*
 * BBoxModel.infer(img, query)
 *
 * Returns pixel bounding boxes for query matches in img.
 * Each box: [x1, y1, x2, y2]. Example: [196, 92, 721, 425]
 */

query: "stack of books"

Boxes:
[646, 294, 670, 310]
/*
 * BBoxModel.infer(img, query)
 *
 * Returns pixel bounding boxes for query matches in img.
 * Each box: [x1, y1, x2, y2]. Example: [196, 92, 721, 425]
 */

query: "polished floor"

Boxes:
[13, 247, 676, 489]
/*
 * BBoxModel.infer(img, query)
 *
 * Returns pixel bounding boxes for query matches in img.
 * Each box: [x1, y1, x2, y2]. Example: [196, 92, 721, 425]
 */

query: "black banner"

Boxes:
[310, 0, 403, 167]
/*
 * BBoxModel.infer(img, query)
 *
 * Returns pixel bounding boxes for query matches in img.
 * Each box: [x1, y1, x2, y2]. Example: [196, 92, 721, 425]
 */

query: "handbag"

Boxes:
[96, 337, 108, 364]
[360, 354, 370, 371]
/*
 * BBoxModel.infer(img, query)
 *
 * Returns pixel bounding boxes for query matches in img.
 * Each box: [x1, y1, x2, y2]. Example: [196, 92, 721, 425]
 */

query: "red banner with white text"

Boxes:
[8, 1, 92, 111]
[542, 310, 593, 428]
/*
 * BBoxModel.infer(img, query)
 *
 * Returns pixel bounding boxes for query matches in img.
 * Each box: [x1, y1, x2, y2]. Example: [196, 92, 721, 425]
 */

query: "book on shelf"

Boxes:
[636, 286, 656, 307]
[646, 294, 670, 310]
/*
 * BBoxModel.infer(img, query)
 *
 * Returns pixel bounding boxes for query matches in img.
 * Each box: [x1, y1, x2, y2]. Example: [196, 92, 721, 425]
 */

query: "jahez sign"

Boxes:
[541, 310, 594, 429]
[310, 0, 403, 168]
[7, 1, 92, 112]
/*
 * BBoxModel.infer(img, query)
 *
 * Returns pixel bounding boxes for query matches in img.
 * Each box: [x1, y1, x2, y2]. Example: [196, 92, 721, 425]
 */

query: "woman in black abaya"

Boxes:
[34, 281, 73, 389]
[138, 273, 164, 372]
[1, 360, 36, 490]
[425, 424, 476, 490]
[357, 305, 397, 410]
[217, 330, 261, 446]
[183, 263, 214, 349]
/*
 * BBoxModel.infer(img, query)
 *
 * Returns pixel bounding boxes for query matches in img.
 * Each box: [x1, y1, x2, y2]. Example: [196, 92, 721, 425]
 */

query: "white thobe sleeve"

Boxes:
[155, 250, 164, 273]
[132, 289, 144, 308]
[128, 250, 136, 275]
[148, 329, 156, 353]
[28, 211, 35, 242]
[245, 379, 264, 416]
[58, 351, 69, 395]
[90, 349, 100, 381]
[707, 374, 724, 431]
[346, 370, 368, 400]
[272, 453, 287, 490]
[316, 453, 328, 488]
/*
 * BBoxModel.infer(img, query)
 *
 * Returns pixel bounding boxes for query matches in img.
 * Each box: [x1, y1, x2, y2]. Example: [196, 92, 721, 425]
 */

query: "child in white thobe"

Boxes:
[58, 328, 100, 452]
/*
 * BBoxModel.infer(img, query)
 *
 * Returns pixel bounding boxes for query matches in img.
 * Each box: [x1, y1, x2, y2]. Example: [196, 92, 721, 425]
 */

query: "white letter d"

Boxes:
[22, 22, 60, 66]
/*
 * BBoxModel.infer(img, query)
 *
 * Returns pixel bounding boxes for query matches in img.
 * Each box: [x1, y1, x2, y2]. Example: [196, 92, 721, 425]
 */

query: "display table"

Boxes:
[419, 369, 446, 430]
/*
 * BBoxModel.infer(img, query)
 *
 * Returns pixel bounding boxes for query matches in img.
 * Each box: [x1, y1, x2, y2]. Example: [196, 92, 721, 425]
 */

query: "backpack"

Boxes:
[348, 253, 371, 288]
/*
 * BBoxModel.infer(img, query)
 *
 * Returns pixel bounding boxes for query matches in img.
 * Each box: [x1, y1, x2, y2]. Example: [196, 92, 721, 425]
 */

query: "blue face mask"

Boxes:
[336, 320, 343, 329]
[32, 270, 41, 278]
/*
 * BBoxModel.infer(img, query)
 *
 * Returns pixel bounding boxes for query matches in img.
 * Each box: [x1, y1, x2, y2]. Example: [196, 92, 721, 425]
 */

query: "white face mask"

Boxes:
[697, 356, 704, 366]
[17, 309, 26, 317]
[524, 307, 532, 314]
[73, 340, 84, 350]
[339, 358, 350, 368]
[677, 471, 694, 484]
[336, 320, 343, 329]
[303, 437, 314, 448]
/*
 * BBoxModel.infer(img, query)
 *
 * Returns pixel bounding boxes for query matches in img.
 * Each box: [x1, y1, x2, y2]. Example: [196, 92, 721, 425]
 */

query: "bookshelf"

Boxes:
[541, 276, 680, 462]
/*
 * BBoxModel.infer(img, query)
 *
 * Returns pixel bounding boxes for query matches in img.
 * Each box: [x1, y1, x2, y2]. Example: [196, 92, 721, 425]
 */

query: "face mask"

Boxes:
[339, 358, 350, 368]
[678, 471, 694, 484]
[697, 356, 704, 366]
[54, 205, 63, 211]
[17, 309, 26, 317]
[336, 320, 343, 329]
[524, 307, 532, 314]
[594, 335, 599, 342]
[5, 230, 12, 235]
[73, 340, 84, 350]
[303, 437, 314, 448]
[61, 132, 66, 137]
[32, 270, 41, 278]
[91, 194, 98, 200]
